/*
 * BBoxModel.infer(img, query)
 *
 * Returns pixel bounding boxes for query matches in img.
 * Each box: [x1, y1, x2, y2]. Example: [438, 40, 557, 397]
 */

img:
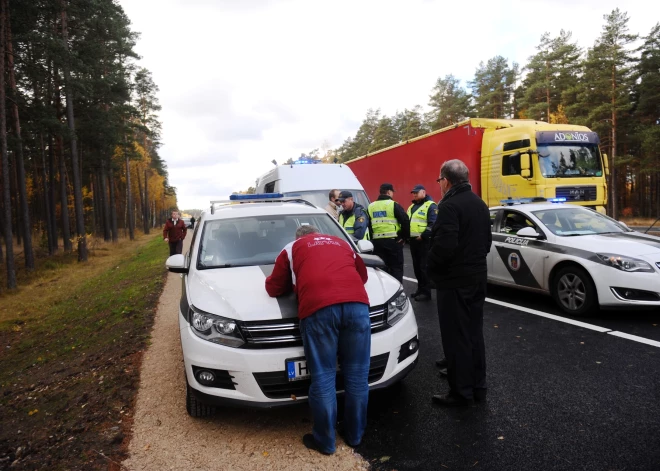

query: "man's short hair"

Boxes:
[328, 189, 339, 201]
[440, 160, 469, 185]
[295, 225, 320, 238]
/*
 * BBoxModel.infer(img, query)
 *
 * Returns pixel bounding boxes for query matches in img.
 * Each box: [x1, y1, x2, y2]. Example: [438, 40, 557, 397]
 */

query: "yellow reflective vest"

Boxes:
[368, 199, 400, 239]
[407, 200, 433, 237]
[340, 212, 370, 240]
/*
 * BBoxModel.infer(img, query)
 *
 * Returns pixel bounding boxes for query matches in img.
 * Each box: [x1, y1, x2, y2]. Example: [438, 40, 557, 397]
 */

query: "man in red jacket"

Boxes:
[265, 225, 370, 455]
[163, 210, 187, 256]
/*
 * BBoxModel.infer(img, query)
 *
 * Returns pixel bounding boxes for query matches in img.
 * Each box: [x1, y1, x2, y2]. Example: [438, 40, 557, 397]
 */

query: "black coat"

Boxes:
[427, 184, 492, 288]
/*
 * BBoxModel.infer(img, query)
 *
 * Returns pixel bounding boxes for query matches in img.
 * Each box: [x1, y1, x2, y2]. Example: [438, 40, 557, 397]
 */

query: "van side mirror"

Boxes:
[602, 153, 610, 176]
[166, 254, 188, 273]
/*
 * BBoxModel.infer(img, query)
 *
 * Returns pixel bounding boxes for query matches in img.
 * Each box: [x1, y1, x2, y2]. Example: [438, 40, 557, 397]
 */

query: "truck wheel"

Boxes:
[551, 265, 597, 316]
[186, 381, 216, 418]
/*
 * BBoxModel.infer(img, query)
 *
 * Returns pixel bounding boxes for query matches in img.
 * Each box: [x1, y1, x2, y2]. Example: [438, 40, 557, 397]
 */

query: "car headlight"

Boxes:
[387, 288, 410, 326]
[596, 253, 654, 273]
[189, 308, 245, 347]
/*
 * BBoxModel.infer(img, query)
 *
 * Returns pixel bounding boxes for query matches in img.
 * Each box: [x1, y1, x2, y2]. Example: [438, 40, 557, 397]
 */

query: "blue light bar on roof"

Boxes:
[548, 197, 567, 203]
[229, 193, 284, 201]
[500, 198, 535, 205]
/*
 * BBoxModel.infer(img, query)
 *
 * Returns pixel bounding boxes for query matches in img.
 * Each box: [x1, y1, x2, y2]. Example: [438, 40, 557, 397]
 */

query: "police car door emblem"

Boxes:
[508, 253, 521, 271]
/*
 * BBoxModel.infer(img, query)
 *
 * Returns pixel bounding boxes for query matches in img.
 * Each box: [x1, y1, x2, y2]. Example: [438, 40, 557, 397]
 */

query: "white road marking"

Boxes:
[607, 331, 660, 348]
[485, 298, 612, 333]
[401, 275, 660, 348]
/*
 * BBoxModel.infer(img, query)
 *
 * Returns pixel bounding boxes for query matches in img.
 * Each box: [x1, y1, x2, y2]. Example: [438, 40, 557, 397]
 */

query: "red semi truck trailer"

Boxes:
[345, 118, 608, 212]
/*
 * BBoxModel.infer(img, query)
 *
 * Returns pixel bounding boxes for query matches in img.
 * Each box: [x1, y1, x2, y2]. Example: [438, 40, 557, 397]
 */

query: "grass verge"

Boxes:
[0, 235, 168, 470]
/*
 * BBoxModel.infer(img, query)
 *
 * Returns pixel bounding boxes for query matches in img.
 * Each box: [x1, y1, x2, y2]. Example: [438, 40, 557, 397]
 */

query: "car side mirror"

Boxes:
[618, 221, 630, 230]
[516, 227, 541, 238]
[357, 239, 374, 253]
[166, 254, 188, 273]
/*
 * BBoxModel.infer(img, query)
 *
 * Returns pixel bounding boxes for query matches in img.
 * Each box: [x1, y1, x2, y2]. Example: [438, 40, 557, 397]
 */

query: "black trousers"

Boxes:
[409, 238, 431, 295]
[436, 278, 487, 400]
[373, 238, 404, 283]
[169, 240, 183, 256]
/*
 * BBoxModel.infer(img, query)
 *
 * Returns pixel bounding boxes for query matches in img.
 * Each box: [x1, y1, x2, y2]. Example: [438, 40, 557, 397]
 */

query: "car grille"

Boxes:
[240, 304, 388, 349]
[555, 186, 597, 202]
[253, 352, 390, 399]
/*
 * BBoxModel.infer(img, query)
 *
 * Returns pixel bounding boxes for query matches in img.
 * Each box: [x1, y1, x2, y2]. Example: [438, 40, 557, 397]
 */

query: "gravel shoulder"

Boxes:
[122, 241, 369, 471]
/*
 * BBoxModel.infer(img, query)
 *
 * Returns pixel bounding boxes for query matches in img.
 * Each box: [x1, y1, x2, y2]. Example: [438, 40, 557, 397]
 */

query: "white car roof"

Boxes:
[202, 201, 328, 221]
[490, 203, 586, 213]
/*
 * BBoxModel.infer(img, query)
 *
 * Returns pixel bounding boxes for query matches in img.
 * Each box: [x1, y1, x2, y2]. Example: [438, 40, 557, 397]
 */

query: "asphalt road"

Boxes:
[354, 249, 660, 471]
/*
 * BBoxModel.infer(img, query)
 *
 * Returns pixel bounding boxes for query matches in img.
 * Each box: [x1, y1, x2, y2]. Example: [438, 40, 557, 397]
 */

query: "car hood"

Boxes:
[553, 232, 660, 258]
[187, 265, 402, 321]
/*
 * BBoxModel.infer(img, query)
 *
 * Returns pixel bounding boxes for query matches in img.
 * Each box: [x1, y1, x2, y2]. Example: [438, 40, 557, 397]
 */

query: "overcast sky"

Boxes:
[117, 0, 658, 211]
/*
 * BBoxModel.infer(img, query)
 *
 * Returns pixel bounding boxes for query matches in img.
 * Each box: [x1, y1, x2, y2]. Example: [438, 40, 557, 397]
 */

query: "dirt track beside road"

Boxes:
[123, 242, 369, 471]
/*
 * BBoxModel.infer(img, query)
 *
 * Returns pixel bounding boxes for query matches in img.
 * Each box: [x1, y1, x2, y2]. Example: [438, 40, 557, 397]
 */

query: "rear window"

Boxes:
[197, 213, 350, 269]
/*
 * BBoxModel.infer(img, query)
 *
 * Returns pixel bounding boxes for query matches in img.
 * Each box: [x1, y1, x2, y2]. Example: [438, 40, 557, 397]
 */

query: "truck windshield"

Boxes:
[197, 213, 351, 269]
[284, 190, 370, 209]
[537, 144, 602, 178]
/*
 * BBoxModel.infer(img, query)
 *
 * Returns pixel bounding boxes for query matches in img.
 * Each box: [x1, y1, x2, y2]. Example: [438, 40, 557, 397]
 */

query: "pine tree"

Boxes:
[470, 56, 519, 118]
[428, 74, 472, 130]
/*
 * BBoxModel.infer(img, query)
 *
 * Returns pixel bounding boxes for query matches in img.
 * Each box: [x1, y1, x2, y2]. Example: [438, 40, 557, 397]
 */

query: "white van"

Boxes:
[255, 163, 370, 208]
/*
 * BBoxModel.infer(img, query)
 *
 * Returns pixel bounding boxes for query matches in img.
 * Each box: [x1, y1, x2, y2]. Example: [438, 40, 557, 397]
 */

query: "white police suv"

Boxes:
[488, 199, 660, 316]
[165, 194, 419, 417]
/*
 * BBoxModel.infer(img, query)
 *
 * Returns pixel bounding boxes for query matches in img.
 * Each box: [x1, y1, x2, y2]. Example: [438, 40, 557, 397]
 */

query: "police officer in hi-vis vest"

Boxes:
[407, 184, 438, 301]
[337, 191, 370, 241]
[367, 183, 410, 283]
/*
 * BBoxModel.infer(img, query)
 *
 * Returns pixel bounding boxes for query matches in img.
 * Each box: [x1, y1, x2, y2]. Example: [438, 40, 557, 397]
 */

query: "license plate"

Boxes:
[286, 358, 310, 382]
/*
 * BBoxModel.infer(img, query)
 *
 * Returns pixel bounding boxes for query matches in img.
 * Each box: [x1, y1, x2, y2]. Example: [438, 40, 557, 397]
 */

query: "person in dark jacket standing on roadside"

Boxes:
[265, 225, 370, 455]
[367, 183, 410, 283]
[337, 190, 370, 241]
[189, 216, 196, 229]
[428, 160, 492, 407]
[163, 210, 188, 256]
[407, 184, 437, 302]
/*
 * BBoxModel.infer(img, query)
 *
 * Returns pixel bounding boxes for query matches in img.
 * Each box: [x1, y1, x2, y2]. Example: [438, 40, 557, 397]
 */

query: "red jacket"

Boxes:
[265, 234, 369, 319]
[163, 218, 187, 242]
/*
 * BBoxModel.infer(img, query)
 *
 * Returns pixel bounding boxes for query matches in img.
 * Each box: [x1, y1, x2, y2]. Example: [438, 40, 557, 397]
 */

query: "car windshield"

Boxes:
[532, 207, 629, 236]
[283, 190, 370, 209]
[537, 144, 602, 178]
[197, 213, 351, 268]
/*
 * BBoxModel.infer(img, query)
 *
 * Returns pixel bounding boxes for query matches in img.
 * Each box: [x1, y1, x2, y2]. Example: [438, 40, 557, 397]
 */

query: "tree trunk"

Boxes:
[5, 0, 34, 270]
[12, 155, 22, 246]
[136, 164, 143, 231]
[100, 159, 111, 241]
[58, 139, 72, 252]
[109, 166, 118, 242]
[60, 0, 87, 261]
[143, 168, 150, 234]
[40, 134, 55, 255]
[125, 148, 134, 240]
[48, 136, 58, 251]
[0, 0, 15, 289]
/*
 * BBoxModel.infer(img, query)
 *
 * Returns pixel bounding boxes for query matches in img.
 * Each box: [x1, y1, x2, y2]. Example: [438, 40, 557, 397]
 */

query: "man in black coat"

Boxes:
[427, 159, 492, 406]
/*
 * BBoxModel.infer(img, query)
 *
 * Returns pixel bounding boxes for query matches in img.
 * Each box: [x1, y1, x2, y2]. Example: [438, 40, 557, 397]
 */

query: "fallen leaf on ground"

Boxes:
[28, 409, 38, 415]
[143, 444, 150, 451]
[262, 452, 269, 457]
[380, 456, 391, 463]
[497, 436, 504, 440]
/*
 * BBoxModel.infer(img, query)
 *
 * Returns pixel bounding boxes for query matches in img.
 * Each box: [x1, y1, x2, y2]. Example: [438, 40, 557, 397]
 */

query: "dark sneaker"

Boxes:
[432, 393, 473, 407]
[414, 293, 431, 302]
[435, 358, 448, 368]
[302, 433, 333, 455]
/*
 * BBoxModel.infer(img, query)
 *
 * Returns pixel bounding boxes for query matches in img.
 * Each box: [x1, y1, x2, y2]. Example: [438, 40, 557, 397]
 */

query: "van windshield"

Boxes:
[197, 213, 351, 269]
[284, 190, 370, 209]
[537, 144, 603, 178]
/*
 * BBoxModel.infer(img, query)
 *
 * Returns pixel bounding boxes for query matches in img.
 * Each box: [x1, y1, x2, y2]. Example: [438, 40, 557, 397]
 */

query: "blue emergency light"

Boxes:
[500, 197, 567, 206]
[547, 197, 567, 203]
[229, 193, 284, 201]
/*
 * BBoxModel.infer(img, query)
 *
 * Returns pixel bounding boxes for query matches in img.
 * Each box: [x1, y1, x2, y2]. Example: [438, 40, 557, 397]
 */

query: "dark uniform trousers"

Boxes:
[409, 238, 431, 295]
[436, 277, 487, 400]
[373, 238, 404, 283]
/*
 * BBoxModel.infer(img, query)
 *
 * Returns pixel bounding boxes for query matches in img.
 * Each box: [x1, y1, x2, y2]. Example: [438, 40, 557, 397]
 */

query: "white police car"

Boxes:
[165, 194, 419, 416]
[487, 199, 660, 316]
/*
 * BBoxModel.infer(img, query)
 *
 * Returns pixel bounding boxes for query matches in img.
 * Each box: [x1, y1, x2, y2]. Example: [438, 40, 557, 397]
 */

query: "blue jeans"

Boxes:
[300, 302, 371, 454]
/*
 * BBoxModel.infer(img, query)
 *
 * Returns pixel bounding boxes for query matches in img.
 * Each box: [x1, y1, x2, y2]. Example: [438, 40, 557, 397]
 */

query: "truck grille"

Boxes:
[253, 352, 390, 399]
[555, 186, 597, 202]
[240, 304, 388, 349]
